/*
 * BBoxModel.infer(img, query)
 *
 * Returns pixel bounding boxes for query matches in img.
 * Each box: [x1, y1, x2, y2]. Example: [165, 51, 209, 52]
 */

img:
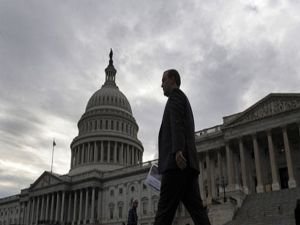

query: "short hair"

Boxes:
[165, 69, 181, 87]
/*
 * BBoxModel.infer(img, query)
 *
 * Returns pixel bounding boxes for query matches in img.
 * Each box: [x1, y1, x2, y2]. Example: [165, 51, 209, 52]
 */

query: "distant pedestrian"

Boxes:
[128, 200, 138, 225]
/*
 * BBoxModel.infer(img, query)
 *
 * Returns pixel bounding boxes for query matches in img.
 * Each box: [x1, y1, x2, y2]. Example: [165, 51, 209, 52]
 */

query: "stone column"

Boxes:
[120, 143, 124, 164]
[282, 127, 297, 188]
[108, 141, 111, 162]
[91, 188, 96, 223]
[45, 194, 49, 221]
[101, 141, 104, 162]
[51, 193, 55, 221]
[18, 203, 22, 225]
[26, 199, 31, 225]
[73, 191, 78, 225]
[75, 147, 78, 166]
[252, 134, 264, 193]
[210, 154, 217, 199]
[19, 202, 22, 225]
[31, 197, 35, 225]
[74, 147, 77, 166]
[217, 150, 222, 199]
[40, 195, 45, 222]
[266, 129, 280, 190]
[67, 192, 72, 224]
[127, 145, 130, 165]
[76, 147, 78, 165]
[97, 189, 102, 222]
[239, 138, 249, 194]
[85, 188, 89, 224]
[79, 189, 83, 223]
[226, 143, 234, 190]
[94, 142, 98, 162]
[55, 192, 60, 222]
[70, 148, 74, 169]
[206, 152, 212, 204]
[132, 147, 135, 164]
[87, 142, 91, 162]
[114, 142, 118, 163]
[81, 145, 85, 163]
[217, 150, 222, 180]
[36, 196, 40, 224]
[60, 191, 65, 224]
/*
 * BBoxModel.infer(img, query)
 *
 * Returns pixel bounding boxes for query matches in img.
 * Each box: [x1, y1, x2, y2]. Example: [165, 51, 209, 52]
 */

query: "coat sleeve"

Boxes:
[168, 89, 186, 154]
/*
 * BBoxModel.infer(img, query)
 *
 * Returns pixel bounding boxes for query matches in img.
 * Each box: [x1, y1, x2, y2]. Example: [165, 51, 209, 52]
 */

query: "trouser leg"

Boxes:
[182, 174, 211, 225]
[154, 172, 182, 225]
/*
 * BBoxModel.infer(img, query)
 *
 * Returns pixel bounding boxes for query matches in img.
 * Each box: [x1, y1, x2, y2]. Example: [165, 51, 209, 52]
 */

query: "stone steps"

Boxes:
[224, 188, 300, 225]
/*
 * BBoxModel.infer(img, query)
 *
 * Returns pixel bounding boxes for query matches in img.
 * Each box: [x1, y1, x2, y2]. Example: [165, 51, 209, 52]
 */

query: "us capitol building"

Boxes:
[1, 51, 300, 225]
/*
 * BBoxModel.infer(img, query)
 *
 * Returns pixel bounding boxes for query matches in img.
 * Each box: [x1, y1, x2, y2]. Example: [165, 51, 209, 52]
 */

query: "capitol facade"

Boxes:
[0, 51, 300, 225]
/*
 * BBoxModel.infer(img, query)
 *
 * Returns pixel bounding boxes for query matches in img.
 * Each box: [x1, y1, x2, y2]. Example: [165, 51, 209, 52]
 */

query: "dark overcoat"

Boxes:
[158, 88, 200, 174]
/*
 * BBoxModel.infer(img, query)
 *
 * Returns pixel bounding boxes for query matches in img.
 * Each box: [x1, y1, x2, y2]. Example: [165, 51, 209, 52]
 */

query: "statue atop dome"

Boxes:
[109, 48, 113, 63]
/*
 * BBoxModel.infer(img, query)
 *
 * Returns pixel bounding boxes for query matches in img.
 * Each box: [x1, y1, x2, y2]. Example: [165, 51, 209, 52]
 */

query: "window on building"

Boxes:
[119, 188, 123, 195]
[142, 201, 148, 215]
[109, 203, 114, 220]
[118, 206, 123, 218]
[131, 186, 135, 192]
[110, 190, 114, 196]
[110, 207, 114, 219]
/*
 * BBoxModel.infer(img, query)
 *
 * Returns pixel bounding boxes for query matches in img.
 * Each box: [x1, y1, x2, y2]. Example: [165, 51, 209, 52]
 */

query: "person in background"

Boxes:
[127, 200, 138, 225]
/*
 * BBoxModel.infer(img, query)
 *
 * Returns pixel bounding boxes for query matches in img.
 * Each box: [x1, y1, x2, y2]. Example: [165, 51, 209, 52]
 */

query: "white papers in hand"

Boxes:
[145, 164, 161, 192]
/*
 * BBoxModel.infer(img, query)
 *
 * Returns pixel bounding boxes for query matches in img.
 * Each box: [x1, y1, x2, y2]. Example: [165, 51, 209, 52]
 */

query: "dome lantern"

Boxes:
[103, 48, 117, 87]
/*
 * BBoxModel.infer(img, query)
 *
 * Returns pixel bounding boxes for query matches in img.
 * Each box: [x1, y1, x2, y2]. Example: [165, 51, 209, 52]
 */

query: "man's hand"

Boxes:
[175, 151, 187, 170]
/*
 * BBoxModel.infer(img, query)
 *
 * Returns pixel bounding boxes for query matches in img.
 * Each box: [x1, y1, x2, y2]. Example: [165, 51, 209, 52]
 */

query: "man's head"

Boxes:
[132, 200, 138, 208]
[161, 69, 181, 97]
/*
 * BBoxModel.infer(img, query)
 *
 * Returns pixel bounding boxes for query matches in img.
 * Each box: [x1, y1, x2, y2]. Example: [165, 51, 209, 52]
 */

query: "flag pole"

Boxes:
[51, 139, 56, 173]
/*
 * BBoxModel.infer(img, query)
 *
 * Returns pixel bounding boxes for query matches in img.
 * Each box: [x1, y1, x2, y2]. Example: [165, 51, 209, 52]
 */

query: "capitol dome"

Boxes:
[86, 85, 132, 114]
[69, 50, 144, 175]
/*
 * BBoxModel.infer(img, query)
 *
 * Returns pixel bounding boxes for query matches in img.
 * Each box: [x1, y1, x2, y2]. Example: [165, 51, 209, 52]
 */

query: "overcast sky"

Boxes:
[0, 0, 300, 198]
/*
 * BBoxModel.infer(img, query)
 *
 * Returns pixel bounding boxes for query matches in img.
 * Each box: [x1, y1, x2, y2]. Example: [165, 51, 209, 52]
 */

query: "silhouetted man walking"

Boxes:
[154, 69, 211, 225]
